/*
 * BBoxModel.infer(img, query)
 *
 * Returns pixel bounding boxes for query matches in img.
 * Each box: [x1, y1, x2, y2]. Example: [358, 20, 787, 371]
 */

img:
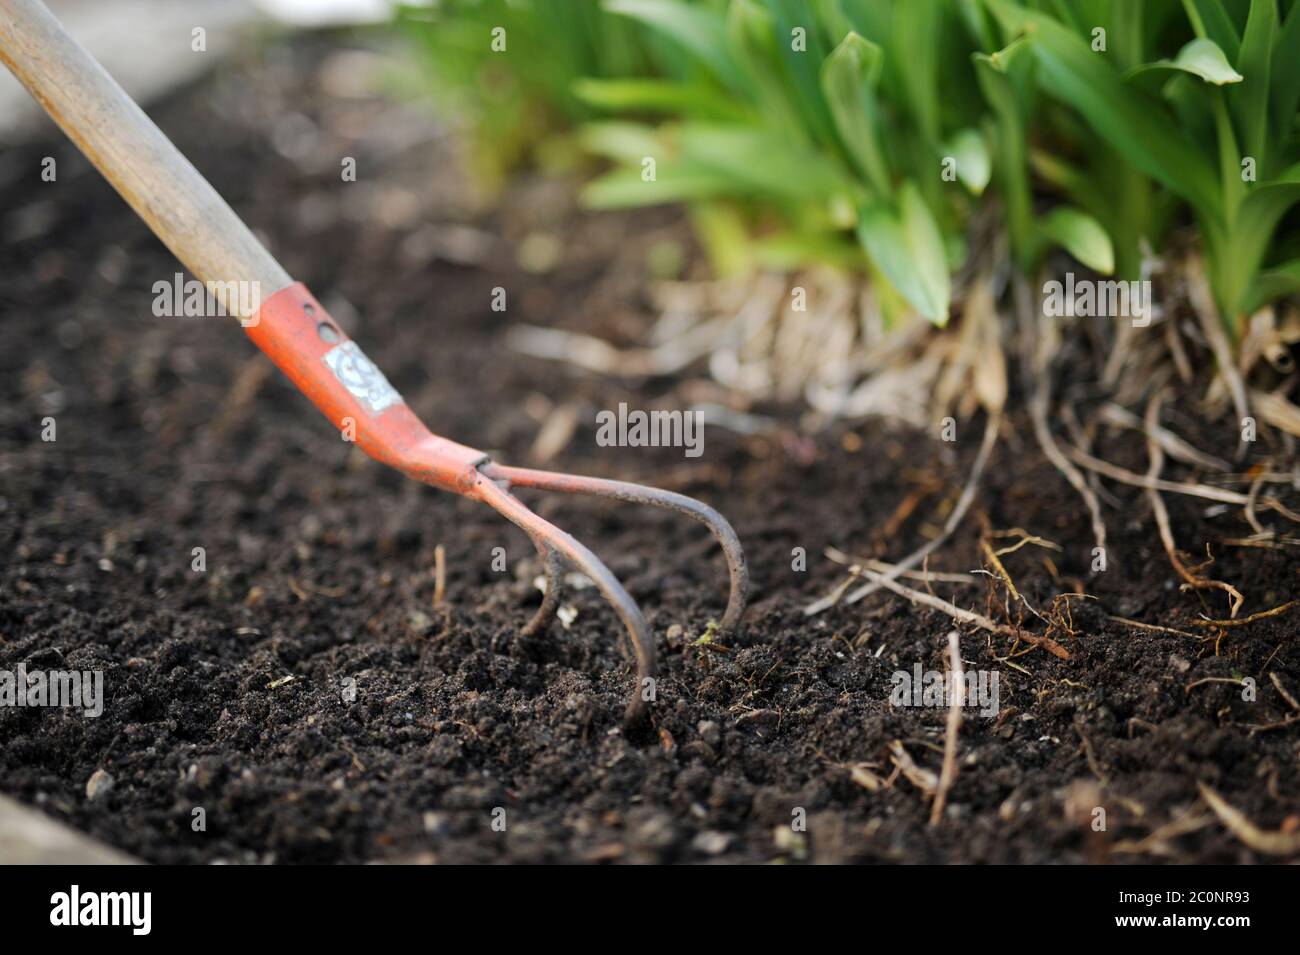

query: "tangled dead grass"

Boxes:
[510, 240, 1300, 646]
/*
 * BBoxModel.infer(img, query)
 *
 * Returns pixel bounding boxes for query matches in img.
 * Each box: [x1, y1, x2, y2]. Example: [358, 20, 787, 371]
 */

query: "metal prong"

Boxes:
[521, 540, 562, 638]
[482, 463, 748, 631]
[472, 475, 655, 726]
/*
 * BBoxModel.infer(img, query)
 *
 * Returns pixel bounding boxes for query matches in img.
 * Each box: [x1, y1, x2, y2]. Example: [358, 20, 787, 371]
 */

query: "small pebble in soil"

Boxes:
[627, 810, 679, 862]
[691, 831, 732, 856]
[773, 826, 807, 861]
[85, 769, 113, 801]
[697, 720, 722, 748]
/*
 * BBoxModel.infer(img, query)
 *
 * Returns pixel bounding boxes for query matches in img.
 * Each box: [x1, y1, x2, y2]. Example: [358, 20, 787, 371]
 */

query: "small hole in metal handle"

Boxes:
[317, 322, 340, 343]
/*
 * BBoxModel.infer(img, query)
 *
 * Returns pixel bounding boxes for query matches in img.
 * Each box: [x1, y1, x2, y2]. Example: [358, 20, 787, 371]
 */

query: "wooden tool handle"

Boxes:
[0, 0, 291, 319]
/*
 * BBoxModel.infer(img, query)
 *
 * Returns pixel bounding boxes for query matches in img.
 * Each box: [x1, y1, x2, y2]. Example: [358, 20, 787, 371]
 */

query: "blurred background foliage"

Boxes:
[398, 0, 1300, 336]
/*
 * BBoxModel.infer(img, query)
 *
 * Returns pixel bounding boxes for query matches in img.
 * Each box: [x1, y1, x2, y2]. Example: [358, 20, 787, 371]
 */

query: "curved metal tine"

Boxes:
[521, 538, 562, 638]
[482, 463, 748, 630]
[472, 477, 655, 726]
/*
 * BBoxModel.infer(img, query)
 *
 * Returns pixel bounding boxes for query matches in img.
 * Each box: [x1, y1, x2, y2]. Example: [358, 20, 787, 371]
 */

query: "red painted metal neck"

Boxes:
[245, 282, 486, 493]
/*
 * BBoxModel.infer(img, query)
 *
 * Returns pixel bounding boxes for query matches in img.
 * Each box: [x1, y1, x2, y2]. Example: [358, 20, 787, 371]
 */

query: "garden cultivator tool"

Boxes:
[0, 0, 747, 724]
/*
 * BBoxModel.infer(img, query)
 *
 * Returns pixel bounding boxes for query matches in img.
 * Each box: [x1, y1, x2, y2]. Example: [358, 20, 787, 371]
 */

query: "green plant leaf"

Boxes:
[1040, 207, 1115, 274]
[836, 0, 891, 48]
[679, 124, 848, 200]
[749, 230, 862, 270]
[690, 202, 753, 275]
[579, 121, 665, 163]
[1126, 38, 1243, 86]
[1218, 163, 1300, 315]
[1163, 72, 1217, 143]
[572, 78, 749, 120]
[955, 0, 998, 54]
[1180, 0, 1241, 62]
[855, 182, 951, 324]
[987, 1, 1222, 218]
[725, 0, 807, 141]
[1240, 166, 1300, 240]
[581, 164, 738, 207]
[974, 38, 1035, 265]
[1242, 258, 1300, 313]
[1270, 0, 1300, 147]
[944, 127, 992, 195]
[819, 31, 890, 196]
[1228, 0, 1277, 168]
[892, 0, 943, 147]
[586, 121, 854, 208]
[604, 0, 742, 90]
[762, 0, 838, 145]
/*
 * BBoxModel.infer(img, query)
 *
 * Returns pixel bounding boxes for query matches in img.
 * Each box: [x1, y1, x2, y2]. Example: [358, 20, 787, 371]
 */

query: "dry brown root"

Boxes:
[1198, 784, 1300, 856]
[507, 253, 1298, 668]
[510, 268, 1009, 433]
[1109, 806, 1214, 857]
[1143, 392, 1244, 618]
[930, 630, 964, 827]
[845, 565, 1071, 660]
[1191, 600, 1300, 630]
[1098, 403, 1229, 470]
[1064, 444, 1300, 520]
[804, 412, 1001, 616]
[432, 543, 447, 607]
[1017, 273, 1108, 559]
[1186, 256, 1251, 459]
[826, 549, 976, 584]
[1270, 673, 1300, 712]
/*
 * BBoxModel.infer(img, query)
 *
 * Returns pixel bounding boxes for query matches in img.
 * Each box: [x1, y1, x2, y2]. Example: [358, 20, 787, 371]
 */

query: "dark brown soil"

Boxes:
[2, 34, 1297, 865]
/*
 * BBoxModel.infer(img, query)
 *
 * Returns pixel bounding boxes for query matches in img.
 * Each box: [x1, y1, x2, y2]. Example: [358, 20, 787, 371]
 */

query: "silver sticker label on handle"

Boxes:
[322, 341, 403, 414]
